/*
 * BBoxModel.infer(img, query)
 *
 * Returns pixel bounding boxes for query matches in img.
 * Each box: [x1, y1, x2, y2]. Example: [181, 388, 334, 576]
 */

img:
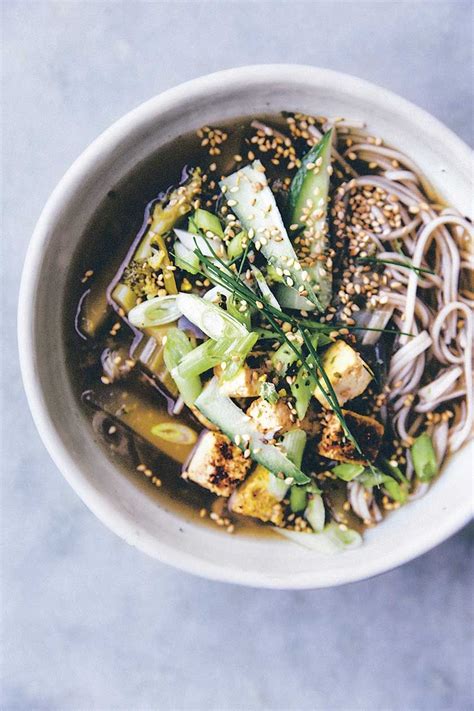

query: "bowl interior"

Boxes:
[20, 66, 472, 588]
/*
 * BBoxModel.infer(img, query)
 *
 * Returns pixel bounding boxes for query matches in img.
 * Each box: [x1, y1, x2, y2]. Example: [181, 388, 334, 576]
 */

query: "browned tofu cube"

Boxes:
[317, 410, 384, 464]
[183, 431, 251, 497]
[246, 398, 295, 435]
[229, 465, 284, 526]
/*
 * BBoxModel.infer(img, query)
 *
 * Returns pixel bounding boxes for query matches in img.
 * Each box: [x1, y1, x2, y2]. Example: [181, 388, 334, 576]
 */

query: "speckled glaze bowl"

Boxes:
[19, 65, 473, 588]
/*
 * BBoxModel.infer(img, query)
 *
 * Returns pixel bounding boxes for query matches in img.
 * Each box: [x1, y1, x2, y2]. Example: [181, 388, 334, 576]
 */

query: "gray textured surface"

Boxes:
[2, 1, 473, 710]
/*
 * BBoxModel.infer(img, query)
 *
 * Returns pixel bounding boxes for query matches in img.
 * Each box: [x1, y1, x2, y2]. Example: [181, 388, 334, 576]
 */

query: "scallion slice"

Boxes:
[411, 433, 438, 482]
[128, 295, 181, 328]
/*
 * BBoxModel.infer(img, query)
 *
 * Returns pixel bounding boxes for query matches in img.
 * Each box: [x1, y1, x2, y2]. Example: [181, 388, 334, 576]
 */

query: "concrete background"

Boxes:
[2, 1, 473, 709]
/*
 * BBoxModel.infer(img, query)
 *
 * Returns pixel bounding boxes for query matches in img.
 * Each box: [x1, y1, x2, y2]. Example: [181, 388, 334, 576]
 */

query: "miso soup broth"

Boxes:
[65, 115, 290, 534]
[63, 112, 472, 549]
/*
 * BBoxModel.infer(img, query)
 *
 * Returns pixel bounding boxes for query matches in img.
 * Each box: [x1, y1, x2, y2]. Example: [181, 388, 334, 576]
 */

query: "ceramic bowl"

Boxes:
[19, 65, 473, 588]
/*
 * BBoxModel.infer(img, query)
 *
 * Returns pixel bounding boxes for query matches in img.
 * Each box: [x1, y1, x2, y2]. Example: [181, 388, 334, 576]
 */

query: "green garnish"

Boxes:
[357, 256, 435, 277]
[190, 208, 224, 239]
[128, 295, 181, 328]
[163, 328, 202, 406]
[282, 429, 307, 469]
[173, 335, 254, 379]
[357, 469, 408, 503]
[151, 422, 197, 445]
[290, 486, 308, 513]
[191, 238, 367, 461]
[227, 230, 247, 260]
[381, 458, 410, 486]
[411, 433, 438, 482]
[333, 463, 365, 481]
[260, 381, 279, 405]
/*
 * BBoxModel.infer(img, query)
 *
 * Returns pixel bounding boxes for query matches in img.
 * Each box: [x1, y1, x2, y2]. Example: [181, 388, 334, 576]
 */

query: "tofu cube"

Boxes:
[183, 431, 251, 497]
[246, 398, 295, 435]
[317, 410, 384, 464]
[213, 365, 261, 398]
[314, 341, 372, 408]
[229, 465, 284, 525]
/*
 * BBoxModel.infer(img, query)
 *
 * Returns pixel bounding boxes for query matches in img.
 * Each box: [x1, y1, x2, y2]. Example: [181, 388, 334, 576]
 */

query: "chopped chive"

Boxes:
[357, 256, 435, 276]
[192, 236, 372, 464]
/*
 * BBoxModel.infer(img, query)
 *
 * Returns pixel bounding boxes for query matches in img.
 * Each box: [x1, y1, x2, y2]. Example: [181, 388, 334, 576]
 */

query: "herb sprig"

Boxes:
[193, 238, 366, 457]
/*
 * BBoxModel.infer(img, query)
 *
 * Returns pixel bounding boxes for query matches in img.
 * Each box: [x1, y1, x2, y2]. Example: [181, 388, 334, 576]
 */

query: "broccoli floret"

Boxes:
[122, 259, 166, 299]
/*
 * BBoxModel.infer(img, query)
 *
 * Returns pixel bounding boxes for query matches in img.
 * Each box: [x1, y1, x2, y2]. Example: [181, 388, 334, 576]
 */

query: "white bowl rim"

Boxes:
[18, 64, 473, 589]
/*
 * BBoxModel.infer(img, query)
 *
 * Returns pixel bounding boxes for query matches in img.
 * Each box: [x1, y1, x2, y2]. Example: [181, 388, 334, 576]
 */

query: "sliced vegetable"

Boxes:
[411, 433, 438, 482]
[333, 463, 365, 481]
[290, 486, 308, 513]
[381, 458, 410, 486]
[176, 293, 248, 340]
[110, 172, 201, 314]
[251, 265, 280, 310]
[176, 332, 257, 380]
[194, 378, 310, 485]
[191, 208, 224, 238]
[173, 241, 200, 275]
[322, 522, 362, 549]
[274, 523, 362, 553]
[164, 328, 202, 406]
[267, 471, 292, 500]
[174, 228, 227, 260]
[218, 331, 259, 381]
[382, 477, 408, 504]
[128, 295, 181, 329]
[151, 422, 198, 445]
[220, 160, 324, 311]
[357, 469, 407, 503]
[260, 381, 279, 405]
[112, 283, 138, 314]
[357, 469, 386, 488]
[130, 326, 178, 395]
[226, 293, 252, 330]
[290, 364, 313, 420]
[275, 283, 316, 312]
[288, 130, 333, 310]
[173, 337, 237, 379]
[144, 170, 201, 253]
[271, 341, 299, 375]
[227, 230, 246, 260]
[304, 494, 325, 532]
[282, 429, 307, 468]
[290, 333, 334, 419]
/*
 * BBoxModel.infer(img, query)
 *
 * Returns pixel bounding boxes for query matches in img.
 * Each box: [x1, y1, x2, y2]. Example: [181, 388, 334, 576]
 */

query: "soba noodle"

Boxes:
[328, 118, 473, 506]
